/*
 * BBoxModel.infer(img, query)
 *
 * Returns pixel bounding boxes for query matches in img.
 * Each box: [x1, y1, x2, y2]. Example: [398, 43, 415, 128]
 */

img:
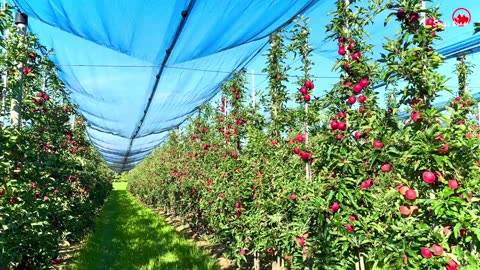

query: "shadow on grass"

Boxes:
[71, 183, 219, 270]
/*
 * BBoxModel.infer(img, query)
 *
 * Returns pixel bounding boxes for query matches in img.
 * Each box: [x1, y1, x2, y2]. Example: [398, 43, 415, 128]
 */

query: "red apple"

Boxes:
[345, 224, 354, 232]
[293, 148, 301, 155]
[411, 111, 422, 122]
[352, 52, 361, 60]
[296, 237, 305, 247]
[396, 9, 405, 19]
[420, 247, 432, 258]
[381, 164, 391, 172]
[436, 143, 449, 155]
[445, 259, 458, 270]
[338, 121, 346, 130]
[425, 18, 435, 26]
[372, 140, 383, 149]
[300, 87, 308, 95]
[338, 47, 346, 55]
[331, 202, 340, 213]
[358, 106, 365, 114]
[348, 96, 356, 104]
[304, 80, 314, 89]
[353, 84, 362, 93]
[448, 180, 459, 189]
[410, 98, 421, 107]
[360, 179, 372, 189]
[330, 120, 339, 130]
[432, 244, 443, 255]
[405, 189, 417, 201]
[410, 12, 419, 22]
[359, 95, 367, 103]
[300, 152, 311, 160]
[354, 131, 361, 140]
[296, 134, 305, 143]
[348, 42, 355, 51]
[360, 78, 369, 87]
[337, 134, 344, 141]
[303, 95, 311, 102]
[422, 171, 436, 184]
[290, 194, 297, 200]
[399, 205, 410, 216]
[22, 67, 32, 74]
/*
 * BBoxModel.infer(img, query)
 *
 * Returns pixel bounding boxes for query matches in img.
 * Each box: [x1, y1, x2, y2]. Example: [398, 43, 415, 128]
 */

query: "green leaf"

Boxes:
[470, 228, 480, 241]
[432, 155, 443, 166]
[453, 223, 462, 238]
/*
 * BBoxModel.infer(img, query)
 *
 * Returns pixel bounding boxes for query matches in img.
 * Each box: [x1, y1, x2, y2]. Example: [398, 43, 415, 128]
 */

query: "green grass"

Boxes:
[71, 182, 219, 270]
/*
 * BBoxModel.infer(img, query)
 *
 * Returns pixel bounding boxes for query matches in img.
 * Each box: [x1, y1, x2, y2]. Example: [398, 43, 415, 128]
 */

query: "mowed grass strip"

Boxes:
[71, 182, 219, 270]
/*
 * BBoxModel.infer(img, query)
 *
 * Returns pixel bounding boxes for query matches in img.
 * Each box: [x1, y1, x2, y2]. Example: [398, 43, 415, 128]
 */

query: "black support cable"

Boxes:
[120, 0, 197, 171]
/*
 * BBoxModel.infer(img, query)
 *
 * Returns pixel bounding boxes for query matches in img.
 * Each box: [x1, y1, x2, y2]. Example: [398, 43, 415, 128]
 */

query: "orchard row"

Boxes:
[0, 8, 114, 269]
[128, 0, 480, 269]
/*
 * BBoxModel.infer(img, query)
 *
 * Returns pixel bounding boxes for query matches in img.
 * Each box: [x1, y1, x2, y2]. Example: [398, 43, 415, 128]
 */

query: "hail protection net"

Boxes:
[11, 0, 318, 171]
[11, 0, 480, 171]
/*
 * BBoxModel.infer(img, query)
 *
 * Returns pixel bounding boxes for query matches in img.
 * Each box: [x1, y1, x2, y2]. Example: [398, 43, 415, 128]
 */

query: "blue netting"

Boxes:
[11, 0, 480, 171]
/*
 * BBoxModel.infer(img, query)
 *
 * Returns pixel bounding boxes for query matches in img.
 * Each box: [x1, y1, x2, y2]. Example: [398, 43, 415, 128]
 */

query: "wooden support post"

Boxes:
[10, 11, 28, 128]
[420, 0, 426, 25]
[0, 74, 5, 127]
[253, 252, 259, 270]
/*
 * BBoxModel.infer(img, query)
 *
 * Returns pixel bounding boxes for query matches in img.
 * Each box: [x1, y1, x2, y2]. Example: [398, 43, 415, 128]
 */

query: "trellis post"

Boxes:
[0, 29, 8, 127]
[10, 11, 27, 128]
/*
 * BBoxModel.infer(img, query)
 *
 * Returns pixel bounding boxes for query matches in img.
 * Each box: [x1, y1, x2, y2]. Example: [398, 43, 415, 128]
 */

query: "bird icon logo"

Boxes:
[452, 8, 471, 27]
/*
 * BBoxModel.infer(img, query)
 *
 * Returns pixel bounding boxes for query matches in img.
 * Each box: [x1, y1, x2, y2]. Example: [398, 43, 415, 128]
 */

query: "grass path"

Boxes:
[70, 182, 219, 270]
